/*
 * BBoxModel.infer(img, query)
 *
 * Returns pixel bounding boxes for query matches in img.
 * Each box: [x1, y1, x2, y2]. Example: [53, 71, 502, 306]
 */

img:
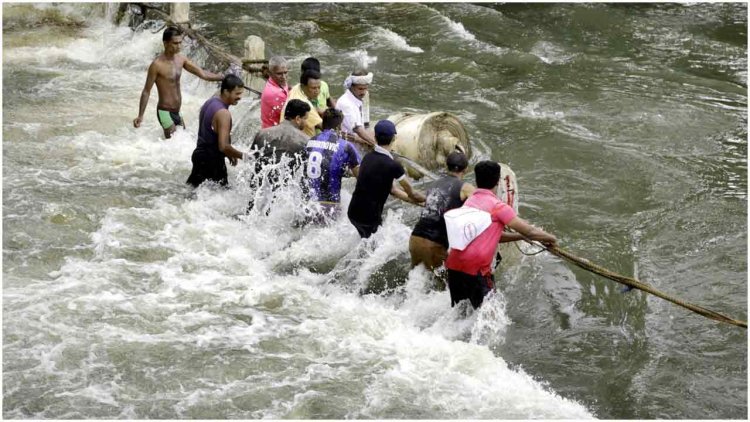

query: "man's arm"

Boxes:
[397, 178, 426, 204]
[354, 126, 376, 146]
[133, 62, 158, 128]
[499, 231, 524, 243]
[390, 184, 411, 202]
[184, 58, 224, 82]
[505, 216, 557, 246]
[350, 166, 360, 178]
[213, 110, 244, 164]
[460, 182, 476, 201]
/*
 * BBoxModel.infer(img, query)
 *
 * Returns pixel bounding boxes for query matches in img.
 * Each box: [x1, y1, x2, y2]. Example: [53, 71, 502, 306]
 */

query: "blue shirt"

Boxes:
[305, 130, 361, 203]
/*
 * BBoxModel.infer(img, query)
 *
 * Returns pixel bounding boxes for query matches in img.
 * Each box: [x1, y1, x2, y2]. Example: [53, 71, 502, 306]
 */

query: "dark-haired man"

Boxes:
[336, 69, 376, 147]
[444, 160, 557, 309]
[252, 99, 311, 165]
[304, 108, 361, 223]
[260, 56, 290, 128]
[248, 99, 311, 212]
[409, 151, 476, 272]
[347, 120, 425, 238]
[186, 74, 249, 187]
[301, 57, 335, 111]
[134, 26, 224, 139]
[283, 69, 323, 137]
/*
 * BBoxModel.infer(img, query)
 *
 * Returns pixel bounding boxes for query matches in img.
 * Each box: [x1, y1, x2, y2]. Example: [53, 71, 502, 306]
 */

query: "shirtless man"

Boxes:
[133, 26, 224, 139]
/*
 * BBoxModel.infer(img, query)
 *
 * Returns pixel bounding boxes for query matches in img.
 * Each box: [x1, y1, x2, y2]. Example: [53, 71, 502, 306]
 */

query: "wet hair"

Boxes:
[284, 99, 311, 120]
[268, 56, 288, 70]
[474, 160, 501, 189]
[300, 69, 321, 86]
[301, 57, 321, 73]
[163, 26, 182, 42]
[321, 108, 343, 130]
[221, 74, 244, 93]
[446, 151, 469, 173]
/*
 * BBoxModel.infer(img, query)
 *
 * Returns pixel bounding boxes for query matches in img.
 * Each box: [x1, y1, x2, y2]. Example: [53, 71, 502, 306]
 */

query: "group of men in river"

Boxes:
[133, 27, 558, 310]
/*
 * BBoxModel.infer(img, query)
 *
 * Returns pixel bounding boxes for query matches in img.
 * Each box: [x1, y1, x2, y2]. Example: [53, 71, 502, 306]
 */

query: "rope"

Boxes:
[514, 240, 545, 256]
[512, 233, 747, 329]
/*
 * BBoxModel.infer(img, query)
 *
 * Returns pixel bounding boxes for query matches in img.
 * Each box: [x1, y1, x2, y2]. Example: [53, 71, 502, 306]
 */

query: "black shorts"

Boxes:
[186, 149, 227, 187]
[447, 269, 494, 309]
[349, 218, 380, 239]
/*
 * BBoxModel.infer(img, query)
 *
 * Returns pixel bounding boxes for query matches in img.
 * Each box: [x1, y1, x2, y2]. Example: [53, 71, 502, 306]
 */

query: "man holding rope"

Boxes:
[347, 120, 425, 238]
[336, 69, 377, 147]
[445, 160, 557, 309]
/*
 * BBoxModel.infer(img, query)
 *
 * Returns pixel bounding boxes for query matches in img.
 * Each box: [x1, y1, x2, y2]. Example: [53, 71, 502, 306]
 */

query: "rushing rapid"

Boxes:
[3, 3, 746, 419]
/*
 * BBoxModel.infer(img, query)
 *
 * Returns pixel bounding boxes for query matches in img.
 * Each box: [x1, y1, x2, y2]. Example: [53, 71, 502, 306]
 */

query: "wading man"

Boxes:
[283, 69, 323, 137]
[335, 69, 376, 147]
[303, 108, 361, 224]
[186, 75, 249, 188]
[301, 57, 335, 112]
[260, 56, 290, 128]
[409, 151, 476, 273]
[444, 160, 557, 309]
[248, 99, 311, 211]
[347, 120, 425, 238]
[133, 26, 224, 139]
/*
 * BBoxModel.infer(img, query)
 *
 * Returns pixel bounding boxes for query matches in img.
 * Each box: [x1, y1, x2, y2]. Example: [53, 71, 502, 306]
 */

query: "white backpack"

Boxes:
[443, 207, 492, 251]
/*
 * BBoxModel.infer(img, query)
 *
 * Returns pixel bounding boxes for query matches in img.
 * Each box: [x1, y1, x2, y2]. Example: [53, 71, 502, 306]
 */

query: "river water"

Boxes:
[2, 2, 747, 419]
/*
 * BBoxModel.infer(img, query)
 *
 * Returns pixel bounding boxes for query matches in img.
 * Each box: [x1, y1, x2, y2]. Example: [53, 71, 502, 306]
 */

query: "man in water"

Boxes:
[303, 108, 361, 224]
[409, 151, 476, 273]
[347, 120, 425, 238]
[248, 99, 311, 212]
[301, 57, 335, 112]
[282, 69, 323, 137]
[253, 99, 311, 166]
[260, 56, 290, 128]
[335, 69, 376, 147]
[133, 26, 224, 139]
[186, 74, 249, 188]
[445, 160, 557, 309]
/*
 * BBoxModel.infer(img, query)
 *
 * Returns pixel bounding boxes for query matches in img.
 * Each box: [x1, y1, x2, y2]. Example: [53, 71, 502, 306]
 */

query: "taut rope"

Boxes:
[514, 234, 747, 329]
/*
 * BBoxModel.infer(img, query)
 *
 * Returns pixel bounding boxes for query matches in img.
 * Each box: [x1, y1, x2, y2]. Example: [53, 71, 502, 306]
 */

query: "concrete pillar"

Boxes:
[244, 35, 266, 94]
[170, 3, 190, 24]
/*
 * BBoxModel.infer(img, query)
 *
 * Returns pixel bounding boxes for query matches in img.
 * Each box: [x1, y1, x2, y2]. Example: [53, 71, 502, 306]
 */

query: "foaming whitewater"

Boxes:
[436, 13, 477, 41]
[3, 7, 594, 419]
[367, 27, 424, 54]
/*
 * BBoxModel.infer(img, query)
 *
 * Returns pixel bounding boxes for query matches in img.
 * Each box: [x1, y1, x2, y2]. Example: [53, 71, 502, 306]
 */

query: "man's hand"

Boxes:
[228, 156, 238, 166]
[539, 233, 557, 247]
[133, 116, 143, 128]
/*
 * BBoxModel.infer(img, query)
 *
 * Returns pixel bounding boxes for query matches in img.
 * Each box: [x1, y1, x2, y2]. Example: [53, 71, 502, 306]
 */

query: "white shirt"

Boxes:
[335, 89, 364, 135]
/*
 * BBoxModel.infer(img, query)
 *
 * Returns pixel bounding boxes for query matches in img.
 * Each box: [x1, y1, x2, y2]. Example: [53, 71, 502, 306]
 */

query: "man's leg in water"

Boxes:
[157, 109, 179, 139]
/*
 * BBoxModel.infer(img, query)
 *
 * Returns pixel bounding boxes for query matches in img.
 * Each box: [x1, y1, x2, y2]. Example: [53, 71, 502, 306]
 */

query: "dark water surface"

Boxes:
[3, 3, 747, 419]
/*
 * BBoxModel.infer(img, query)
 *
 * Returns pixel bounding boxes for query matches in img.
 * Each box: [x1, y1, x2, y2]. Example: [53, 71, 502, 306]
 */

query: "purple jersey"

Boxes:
[305, 130, 361, 203]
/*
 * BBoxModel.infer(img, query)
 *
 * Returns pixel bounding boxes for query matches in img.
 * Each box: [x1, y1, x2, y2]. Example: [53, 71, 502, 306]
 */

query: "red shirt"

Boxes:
[445, 188, 517, 276]
[260, 78, 289, 129]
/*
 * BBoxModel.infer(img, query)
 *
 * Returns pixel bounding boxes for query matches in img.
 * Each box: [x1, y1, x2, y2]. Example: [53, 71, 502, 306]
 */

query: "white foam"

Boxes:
[369, 27, 424, 53]
[530, 41, 576, 64]
[439, 15, 477, 41]
[2, 8, 594, 419]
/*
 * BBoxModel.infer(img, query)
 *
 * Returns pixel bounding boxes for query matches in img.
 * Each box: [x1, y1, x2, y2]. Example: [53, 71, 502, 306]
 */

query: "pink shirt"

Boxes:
[260, 78, 289, 129]
[445, 188, 517, 276]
